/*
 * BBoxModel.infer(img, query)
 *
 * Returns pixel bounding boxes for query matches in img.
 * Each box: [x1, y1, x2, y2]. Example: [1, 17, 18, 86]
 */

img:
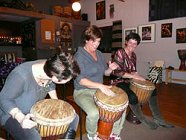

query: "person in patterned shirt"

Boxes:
[111, 32, 174, 129]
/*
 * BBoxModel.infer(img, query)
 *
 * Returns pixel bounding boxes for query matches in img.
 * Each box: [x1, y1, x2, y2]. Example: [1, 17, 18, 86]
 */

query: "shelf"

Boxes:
[165, 68, 186, 84]
[0, 7, 45, 22]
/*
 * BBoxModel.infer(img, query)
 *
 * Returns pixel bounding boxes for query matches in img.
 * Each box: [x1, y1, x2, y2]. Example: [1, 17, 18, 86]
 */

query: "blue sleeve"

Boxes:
[74, 53, 87, 83]
[0, 70, 25, 114]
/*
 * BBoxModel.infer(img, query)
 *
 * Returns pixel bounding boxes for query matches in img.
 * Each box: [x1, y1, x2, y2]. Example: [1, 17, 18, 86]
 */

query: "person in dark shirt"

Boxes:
[0, 51, 80, 140]
[111, 32, 174, 129]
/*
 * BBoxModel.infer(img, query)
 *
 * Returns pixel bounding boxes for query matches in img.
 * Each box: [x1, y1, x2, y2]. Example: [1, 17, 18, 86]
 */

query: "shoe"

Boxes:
[154, 119, 174, 128]
[87, 134, 101, 140]
[109, 133, 121, 140]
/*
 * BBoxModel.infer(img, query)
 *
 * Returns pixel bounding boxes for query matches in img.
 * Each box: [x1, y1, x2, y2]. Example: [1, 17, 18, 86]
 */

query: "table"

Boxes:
[165, 68, 186, 84]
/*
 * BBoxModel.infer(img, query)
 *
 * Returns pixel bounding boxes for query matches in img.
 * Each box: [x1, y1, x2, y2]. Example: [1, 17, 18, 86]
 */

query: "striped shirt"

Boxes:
[111, 48, 137, 84]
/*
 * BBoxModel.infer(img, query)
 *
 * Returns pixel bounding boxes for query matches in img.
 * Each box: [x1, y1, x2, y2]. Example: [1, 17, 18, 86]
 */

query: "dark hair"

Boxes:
[82, 25, 103, 43]
[44, 51, 80, 81]
[125, 32, 141, 45]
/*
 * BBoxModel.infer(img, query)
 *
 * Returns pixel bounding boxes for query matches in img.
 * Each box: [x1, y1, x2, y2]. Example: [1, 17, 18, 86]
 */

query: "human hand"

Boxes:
[20, 114, 37, 129]
[132, 73, 146, 81]
[108, 61, 119, 71]
[98, 84, 116, 97]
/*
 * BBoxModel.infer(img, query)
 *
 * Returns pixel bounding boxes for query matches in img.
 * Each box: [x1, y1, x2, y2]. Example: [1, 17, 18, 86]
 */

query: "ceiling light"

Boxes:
[72, 2, 81, 12]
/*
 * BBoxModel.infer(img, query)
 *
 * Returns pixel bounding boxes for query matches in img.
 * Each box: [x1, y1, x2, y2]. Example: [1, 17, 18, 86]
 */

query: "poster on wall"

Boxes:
[60, 22, 72, 50]
[176, 28, 186, 43]
[96, 1, 106, 20]
[161, 23, 172, 38]
[138, 24, 155, 43]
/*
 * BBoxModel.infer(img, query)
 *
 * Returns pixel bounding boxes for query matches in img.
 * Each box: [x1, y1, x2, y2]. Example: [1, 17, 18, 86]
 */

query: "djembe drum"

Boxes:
[30, 99, 75, 140]
[126, 79, 155, 124]
[94, 86, 128, 140]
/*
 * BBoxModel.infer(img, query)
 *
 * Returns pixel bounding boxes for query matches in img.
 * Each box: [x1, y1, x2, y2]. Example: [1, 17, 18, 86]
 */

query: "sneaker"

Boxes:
[87, 134, 101, 140]
[109, 133, 121, 140]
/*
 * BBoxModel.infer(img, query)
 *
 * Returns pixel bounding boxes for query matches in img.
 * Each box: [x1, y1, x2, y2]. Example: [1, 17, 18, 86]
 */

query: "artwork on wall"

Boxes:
[124, 27, 137, 41]
[60, 22, 72, 49]
[96, 1, 105, 20]
[138, 24, 155, 43]
[161, 23, 172, 38]
[176, 28, 186, 43]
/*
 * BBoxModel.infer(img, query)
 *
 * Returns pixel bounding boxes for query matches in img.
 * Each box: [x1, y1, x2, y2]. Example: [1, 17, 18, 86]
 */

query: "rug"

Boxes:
[75, 121, 186, 140]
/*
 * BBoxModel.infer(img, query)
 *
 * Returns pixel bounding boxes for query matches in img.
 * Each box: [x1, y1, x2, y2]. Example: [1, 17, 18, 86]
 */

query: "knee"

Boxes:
[87, 109, 99, 120]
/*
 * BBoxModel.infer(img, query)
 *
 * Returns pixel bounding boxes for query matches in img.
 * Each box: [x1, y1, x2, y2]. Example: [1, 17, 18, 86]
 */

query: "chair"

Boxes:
[148, 60, 164, 84]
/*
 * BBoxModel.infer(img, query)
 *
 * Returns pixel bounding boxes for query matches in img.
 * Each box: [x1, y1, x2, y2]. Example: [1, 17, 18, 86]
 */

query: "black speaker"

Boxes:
[81, 13, 88, 21]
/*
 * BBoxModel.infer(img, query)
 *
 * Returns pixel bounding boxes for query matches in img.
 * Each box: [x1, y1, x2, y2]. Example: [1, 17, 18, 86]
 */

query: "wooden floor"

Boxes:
[57, 79, 186, 138]
[0, 80, 186, 139]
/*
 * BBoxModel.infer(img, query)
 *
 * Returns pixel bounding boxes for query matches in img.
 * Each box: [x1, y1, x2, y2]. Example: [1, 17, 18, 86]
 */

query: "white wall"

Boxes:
[80, 0, 186, 84]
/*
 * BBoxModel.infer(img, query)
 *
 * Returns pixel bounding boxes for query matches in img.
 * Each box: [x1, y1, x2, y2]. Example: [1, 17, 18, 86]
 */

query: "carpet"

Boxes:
[75, 121, 186, 140]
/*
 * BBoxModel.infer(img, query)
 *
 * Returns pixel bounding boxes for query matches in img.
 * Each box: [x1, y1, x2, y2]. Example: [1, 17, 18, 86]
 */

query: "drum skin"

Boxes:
[30, 99, 75, 138]
[130, 79, 155, 104]
[94, 86, 128, 122]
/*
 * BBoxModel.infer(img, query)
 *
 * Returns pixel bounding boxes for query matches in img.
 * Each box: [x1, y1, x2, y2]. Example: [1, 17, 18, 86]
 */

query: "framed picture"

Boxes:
[138, 24, 156, 43]
[161, 23, 172, 38]
[176, 28, 186, 43]
[124, 27, 138, 41]
[96, 1, 105, 20]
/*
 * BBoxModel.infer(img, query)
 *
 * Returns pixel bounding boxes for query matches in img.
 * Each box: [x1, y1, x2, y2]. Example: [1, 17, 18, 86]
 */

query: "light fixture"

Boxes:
[72, 1, 81, 12]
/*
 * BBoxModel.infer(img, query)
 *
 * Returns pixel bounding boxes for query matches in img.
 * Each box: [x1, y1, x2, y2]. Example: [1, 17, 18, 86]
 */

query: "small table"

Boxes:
[165, 68, 186, 84]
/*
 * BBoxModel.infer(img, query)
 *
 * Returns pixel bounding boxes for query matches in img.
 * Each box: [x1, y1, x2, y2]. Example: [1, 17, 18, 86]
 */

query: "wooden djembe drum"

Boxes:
[30, 99, 75, 140]
[126, 79, 155, 124]
[94, 86, 128, 140]
[177, 49, 186, 70]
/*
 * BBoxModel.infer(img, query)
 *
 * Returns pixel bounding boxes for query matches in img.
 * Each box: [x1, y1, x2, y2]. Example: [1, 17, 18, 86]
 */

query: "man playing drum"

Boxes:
[111, 32, 174, 129]
[0, 50, 80, 140]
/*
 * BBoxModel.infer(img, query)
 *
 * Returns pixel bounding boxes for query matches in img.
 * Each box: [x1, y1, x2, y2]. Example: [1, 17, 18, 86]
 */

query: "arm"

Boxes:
[104, 61, 119, 76]
[0, 71, 37, 129]
[122, 72, 145, 81]
[48, 90, 58, 99]
[79, 78, 114, 96]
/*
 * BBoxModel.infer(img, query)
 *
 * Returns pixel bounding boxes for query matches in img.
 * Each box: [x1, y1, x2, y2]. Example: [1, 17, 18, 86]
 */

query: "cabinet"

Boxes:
[0, 7, 90, 59]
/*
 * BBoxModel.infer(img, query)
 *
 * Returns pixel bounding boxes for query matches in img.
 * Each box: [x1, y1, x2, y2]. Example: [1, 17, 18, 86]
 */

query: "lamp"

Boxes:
[72, 1, 81, 12]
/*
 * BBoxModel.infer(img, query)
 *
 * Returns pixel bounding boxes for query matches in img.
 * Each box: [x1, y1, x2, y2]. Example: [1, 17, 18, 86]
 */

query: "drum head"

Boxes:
[130, 79, 155, 90]
[30, 99, 75, 126]
[95, 86, 128, 107]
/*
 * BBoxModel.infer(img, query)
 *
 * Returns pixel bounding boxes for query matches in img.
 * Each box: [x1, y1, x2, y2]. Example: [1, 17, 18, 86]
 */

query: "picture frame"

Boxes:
[138, 24, 155, 43]
[176, 28, 186, 43]
[96, 1, 106, 20]
[124, 27, 138, 41]
[161, 23, 172, 38]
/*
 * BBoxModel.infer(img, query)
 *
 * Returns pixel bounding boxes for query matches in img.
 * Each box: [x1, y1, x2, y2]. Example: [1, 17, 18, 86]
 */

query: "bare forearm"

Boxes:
[79, 78, 103, 89]
[48, 90, 58, 99]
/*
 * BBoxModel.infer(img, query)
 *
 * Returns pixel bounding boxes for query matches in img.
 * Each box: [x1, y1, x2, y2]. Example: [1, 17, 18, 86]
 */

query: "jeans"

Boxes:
[74, 89, 127, 137]
[4, 113, 79, 140]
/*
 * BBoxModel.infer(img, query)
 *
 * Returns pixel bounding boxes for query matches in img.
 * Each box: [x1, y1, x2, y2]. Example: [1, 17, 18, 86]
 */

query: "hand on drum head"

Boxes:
[99, 85, 116, 97]
[20, 113, 37, 129]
